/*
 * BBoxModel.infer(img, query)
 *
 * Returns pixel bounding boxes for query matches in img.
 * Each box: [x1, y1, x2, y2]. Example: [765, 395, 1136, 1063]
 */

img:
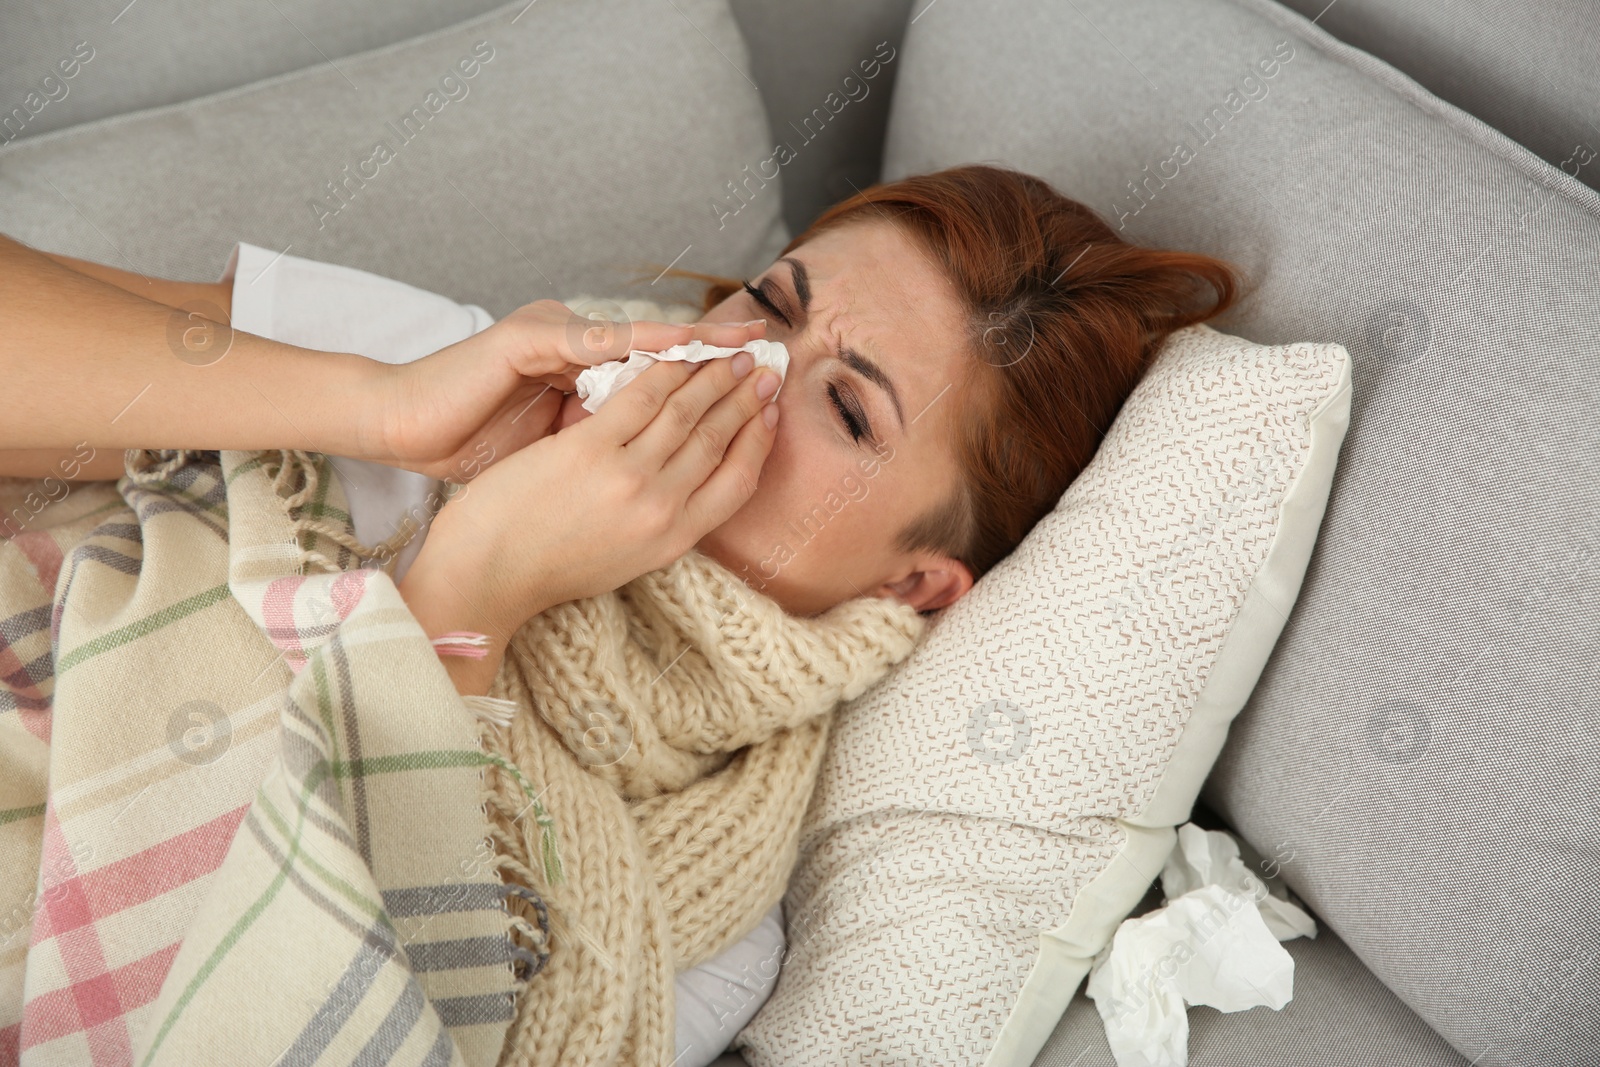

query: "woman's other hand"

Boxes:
[397, 349, 782, 672]
[366, 300, 766, 480]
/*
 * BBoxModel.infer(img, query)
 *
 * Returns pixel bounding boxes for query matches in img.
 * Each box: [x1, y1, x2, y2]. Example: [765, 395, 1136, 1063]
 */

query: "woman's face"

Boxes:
[693, 218, 976, 617]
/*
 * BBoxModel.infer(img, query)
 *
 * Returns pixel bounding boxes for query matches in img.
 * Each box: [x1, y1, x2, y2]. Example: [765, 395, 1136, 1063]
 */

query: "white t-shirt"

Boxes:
[220, 242, 785, 1066]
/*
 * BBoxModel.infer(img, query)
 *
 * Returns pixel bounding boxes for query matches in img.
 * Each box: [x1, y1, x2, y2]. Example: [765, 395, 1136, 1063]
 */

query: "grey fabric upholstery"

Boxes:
[881, 0, 1600, 1065]
[1275, 0, 1600, 194]
[726, 0, 915, 236]
[1, 0, 924, 257]
[0, 0, 508, 143]
[0, 0, 787, 318]
[1035, 914, 1468, 1066]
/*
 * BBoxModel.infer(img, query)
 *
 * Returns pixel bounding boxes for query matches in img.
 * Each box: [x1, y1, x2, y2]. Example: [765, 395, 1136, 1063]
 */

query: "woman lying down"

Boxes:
[0, 164, 1238, 1066]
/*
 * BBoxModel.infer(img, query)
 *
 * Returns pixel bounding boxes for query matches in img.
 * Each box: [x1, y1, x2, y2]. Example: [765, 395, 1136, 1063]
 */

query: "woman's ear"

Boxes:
[880, 557, 974, 612]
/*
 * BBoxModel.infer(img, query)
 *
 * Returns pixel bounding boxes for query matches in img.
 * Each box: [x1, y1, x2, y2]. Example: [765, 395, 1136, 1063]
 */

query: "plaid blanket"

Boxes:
[1, 450, 542, 1067]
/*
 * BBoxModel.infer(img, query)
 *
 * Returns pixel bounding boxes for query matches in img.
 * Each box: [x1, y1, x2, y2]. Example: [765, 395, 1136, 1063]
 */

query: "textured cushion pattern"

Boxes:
[738, 326, 1351, 1066]
[0, 0, 788, 318]
[875, 0, 1600, 1064]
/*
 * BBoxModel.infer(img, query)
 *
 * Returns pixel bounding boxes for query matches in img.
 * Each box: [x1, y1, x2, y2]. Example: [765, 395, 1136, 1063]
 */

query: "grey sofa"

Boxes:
[3, 1, 1595, 1065]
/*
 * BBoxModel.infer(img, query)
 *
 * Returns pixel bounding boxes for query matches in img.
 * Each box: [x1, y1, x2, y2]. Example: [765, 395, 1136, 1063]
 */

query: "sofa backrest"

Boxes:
[0, 0, 787, 316]
[1274, 0, 1599, 193]
[724, 0, 914, 235]
[1, 0, 920, 255]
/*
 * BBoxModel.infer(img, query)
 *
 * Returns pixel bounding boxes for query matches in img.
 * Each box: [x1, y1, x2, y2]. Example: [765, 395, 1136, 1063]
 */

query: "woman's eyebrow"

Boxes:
[841, 350, 905, 429]
[779, 256, 811, 309]
[780, 256, 906, 430]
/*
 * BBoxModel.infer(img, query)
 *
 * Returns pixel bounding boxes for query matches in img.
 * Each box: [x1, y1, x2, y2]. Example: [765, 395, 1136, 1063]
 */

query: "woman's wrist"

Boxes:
[396, 542, 533, 697]
[399, 587, 509, 698]
[233, 335, 392, 457]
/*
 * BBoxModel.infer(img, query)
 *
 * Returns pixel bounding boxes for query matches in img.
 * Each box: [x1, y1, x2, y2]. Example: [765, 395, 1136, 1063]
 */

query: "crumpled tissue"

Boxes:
[574, 339, 791, 414]
[1086, 823, 1318, 1067]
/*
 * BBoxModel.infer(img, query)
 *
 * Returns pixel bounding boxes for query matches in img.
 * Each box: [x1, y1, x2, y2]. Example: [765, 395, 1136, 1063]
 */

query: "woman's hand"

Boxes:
[364, 299, 767, 480]
[396, 349, 782, 691]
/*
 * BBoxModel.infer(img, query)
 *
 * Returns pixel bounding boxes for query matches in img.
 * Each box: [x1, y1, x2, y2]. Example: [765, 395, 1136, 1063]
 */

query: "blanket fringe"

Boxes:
[462, 694, 519, 727]
[483, 761, 557, 981]
[265, 449, 419, 577]
[263, 449, 567, 884]
[124, 447, 213, 485]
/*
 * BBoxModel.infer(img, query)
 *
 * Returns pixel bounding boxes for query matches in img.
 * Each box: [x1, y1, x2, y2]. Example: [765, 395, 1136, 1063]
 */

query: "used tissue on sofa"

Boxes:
[575, 338, 790, 414]
[1086, 824, 1317, 1067]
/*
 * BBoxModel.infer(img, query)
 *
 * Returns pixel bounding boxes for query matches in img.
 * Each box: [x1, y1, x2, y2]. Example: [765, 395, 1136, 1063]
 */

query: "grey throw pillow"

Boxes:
[0, 0, 508, 143]
[0, 0, 787, 318]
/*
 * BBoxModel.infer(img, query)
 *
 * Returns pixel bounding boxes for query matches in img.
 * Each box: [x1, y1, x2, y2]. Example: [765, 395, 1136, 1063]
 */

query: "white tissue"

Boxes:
[1086, 823, 1317, 1067]
[575, 338, 790, 414]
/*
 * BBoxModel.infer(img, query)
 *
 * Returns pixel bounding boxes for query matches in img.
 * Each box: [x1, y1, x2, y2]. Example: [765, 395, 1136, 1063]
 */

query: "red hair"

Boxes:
[664, 164, 1240, 580]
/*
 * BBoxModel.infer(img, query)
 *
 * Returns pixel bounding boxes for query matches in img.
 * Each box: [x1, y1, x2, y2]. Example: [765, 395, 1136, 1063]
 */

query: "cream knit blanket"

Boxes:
[483, 549, 926, 1066]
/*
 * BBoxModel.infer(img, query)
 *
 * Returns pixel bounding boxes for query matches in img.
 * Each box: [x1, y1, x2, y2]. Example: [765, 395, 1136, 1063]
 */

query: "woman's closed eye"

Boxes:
[741, 278, 792, 328]
[742, 275, 877, 446]
[828, 382, 869, 443]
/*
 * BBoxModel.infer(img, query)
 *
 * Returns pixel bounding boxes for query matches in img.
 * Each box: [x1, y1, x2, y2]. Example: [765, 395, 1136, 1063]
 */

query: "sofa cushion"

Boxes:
[738, 321, 1352, 1067]
[1275, 0, 1600, 194]
[0, 0, 787, 318]
[874, 0, 1600, 1064]
[1039, 904, 1470, 1067]
[0, 0, 507, 143]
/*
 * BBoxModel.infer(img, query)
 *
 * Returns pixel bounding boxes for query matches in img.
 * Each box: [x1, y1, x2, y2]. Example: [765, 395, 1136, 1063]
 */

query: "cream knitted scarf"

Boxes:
[480, 546, 926, 1067]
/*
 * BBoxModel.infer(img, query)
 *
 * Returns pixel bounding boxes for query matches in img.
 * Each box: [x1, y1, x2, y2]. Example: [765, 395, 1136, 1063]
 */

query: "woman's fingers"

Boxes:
[683, 400, 779, 535]
[624, 351, 768, 463]
[587, 357, 702, 445]
[660, 360, 780, 489]
[678, 318, 768, 348]
[553, 390, 592, 431]
[493, 301, 760, 379]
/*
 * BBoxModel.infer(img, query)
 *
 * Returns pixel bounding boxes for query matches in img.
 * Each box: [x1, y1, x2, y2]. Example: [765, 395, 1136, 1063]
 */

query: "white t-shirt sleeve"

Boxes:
[222, 241, 495, 361]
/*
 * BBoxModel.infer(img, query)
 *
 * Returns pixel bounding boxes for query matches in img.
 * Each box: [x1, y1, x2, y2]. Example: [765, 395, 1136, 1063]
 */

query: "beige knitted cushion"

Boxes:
[736, 324, 1353, 1066]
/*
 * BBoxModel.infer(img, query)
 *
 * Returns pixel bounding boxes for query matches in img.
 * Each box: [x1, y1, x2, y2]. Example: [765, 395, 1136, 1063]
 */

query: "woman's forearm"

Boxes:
[1, 248, 238, 479]
[38, 248, 236, 312]
[0, 446, 125, 481]
[0, 233, 385, 456]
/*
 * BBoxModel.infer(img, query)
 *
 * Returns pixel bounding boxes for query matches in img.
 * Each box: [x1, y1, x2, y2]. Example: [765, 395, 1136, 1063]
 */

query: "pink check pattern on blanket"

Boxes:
[0, 451, 540, 1067]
